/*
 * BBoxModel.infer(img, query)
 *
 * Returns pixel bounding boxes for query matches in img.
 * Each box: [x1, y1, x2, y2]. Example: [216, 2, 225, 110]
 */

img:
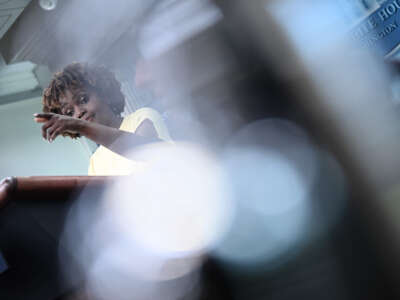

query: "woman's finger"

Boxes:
[34, 113, 54, 123]
[46, 123, 59, 141]
[34, 113, 54, 119]
[42, 125, 48, 140]
[42, 119, 56, 140]
[34, 117, 50, 123]
[49, 126, 63, 142]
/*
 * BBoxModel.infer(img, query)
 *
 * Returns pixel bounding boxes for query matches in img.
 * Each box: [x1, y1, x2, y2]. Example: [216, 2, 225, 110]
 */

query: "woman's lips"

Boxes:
[84, 115, 95, 122]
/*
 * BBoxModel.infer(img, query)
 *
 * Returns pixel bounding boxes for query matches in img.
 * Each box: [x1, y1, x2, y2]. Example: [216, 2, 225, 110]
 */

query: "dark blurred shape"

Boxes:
[0, 176, 109, 300]
[133, 0, 400, 299]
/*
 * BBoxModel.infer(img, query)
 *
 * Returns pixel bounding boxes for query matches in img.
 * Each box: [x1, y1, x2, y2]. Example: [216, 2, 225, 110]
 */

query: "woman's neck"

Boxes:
[110, 115, 123, 129]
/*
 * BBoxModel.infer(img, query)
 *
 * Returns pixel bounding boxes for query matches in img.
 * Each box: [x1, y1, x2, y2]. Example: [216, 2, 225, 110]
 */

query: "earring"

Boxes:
[112, 106, 119, 115]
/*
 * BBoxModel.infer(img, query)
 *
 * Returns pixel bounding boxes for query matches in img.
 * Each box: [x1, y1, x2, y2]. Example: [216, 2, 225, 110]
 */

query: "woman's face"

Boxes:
[58, 89, 118, 127]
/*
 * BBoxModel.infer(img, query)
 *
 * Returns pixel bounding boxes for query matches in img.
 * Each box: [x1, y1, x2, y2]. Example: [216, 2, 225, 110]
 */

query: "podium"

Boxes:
[0, 176, 109, 300]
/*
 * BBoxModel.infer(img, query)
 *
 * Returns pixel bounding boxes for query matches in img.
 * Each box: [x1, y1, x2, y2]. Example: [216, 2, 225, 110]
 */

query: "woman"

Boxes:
[34, 62, 171, 175]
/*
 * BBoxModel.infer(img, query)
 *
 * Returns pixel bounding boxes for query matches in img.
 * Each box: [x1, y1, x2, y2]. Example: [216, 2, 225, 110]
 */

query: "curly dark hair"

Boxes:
[43, 62, 125, 115]
[42, 62, 125, 138]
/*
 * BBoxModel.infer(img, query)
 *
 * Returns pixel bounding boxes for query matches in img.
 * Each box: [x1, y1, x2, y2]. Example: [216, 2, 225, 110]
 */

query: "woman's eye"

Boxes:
[64, 109, 73, 116]
[80, 95, 88, 104]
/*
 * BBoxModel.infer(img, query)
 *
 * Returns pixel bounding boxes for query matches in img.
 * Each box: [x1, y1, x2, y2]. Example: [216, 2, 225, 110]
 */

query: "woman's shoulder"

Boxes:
[121, 107, 165, 132]
[131, 107, 163, 119]
[124, 107, 164, 124]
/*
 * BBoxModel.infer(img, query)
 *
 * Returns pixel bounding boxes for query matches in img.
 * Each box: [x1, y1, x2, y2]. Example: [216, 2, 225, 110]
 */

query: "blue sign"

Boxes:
[352, 0, 400, 55]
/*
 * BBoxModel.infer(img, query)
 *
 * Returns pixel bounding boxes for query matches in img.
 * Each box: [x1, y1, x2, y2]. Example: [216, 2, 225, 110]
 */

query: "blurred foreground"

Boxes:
[3, 0, 400, 299]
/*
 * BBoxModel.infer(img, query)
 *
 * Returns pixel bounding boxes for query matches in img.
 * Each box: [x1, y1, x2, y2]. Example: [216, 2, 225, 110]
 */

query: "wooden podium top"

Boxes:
[0, 176, 112, 209]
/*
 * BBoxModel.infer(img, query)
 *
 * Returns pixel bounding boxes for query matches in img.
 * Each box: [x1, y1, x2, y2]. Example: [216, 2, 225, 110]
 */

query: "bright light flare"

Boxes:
[106, 143, 234, 257]
[214, 119, 319, 268]
[61, 143, 234, 299]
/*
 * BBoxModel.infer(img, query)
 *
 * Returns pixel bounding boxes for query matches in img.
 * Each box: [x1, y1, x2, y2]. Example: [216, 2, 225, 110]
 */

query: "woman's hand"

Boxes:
[34, 113, 84, 142]
[33, 113, 162, 155]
